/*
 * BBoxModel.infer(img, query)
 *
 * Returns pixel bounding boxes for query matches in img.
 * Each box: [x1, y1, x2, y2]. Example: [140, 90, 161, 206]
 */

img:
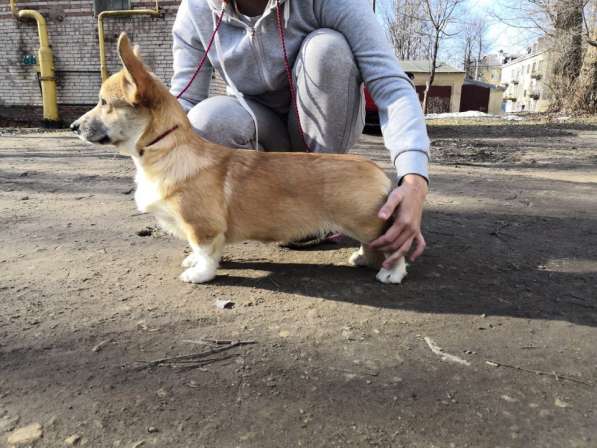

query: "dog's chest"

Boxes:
[134, 170, 184, 239]
[134, 171, 162, 212]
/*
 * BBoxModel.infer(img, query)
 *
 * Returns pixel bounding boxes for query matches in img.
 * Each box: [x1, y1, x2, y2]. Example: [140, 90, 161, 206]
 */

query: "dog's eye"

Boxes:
[100, 98, 107, 106]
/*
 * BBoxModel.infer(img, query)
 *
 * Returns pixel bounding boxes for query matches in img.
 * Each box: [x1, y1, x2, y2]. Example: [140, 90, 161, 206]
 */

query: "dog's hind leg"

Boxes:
[345, 215, 407, 284]
[375, 256, 407, 284]
[348, 243, 407, 284]
[179, 234, 225, 284]
[349, 244, 384, 269]
[344, 213, 387, 270]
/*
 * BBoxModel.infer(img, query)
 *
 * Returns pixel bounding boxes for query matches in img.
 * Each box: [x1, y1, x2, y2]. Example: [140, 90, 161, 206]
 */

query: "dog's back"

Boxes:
[210, 149, 392, 244]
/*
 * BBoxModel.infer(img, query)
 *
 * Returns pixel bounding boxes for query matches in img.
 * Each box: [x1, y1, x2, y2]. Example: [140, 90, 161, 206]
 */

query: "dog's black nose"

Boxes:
[70, 121, 80, 133]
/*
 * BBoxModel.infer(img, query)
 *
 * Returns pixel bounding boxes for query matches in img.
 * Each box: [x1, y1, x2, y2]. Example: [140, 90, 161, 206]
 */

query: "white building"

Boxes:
[500, 39, 552, 113]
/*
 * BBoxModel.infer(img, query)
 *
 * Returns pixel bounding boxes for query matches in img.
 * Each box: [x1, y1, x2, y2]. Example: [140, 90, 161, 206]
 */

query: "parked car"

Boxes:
[364, 87, 380, 130]
[363, 72, 415, 134]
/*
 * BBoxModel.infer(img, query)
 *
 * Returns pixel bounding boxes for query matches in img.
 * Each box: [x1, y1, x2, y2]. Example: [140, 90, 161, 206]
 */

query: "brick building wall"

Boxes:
[0, 0, 225, 121]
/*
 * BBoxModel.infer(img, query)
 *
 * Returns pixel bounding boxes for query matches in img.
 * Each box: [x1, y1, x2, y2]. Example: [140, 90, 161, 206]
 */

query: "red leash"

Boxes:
[177, 0, 309, 152]
[274, 0, 309, 151]
[176, 0, 228, 100]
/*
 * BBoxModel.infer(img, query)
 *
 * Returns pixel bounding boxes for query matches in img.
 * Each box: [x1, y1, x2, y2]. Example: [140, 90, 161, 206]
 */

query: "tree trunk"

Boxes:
[475, 33, 483, 80]
[564, 0, 597, 113]
[423, 33, 440, 113]
[550, 0, 584, 111]
[567, 29, 597, 113]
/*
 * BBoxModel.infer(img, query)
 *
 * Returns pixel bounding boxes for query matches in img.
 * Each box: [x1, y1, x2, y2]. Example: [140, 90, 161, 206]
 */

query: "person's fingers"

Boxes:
[372, 213, 421, 251]
[376, 229, 413, 254]
[409, 233, 426, 262]
[369, 221, 404, 249]
[389, 227, 416, 252]
[383, 237, 413, 269]
[378, 189, 403, 220]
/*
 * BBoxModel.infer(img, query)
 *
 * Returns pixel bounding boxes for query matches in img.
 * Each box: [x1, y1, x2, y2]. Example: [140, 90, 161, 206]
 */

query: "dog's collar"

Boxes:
[143, 125, 179, 151]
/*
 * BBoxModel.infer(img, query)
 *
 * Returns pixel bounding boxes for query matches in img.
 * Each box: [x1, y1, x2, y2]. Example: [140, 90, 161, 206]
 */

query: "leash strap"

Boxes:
[176, 1, 228, 100]
[274, 0, 310, 152]
[177, 0, 310, 153]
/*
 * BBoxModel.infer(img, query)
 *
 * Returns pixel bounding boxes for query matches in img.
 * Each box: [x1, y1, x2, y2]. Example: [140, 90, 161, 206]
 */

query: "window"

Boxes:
[94, 0, 131, 15]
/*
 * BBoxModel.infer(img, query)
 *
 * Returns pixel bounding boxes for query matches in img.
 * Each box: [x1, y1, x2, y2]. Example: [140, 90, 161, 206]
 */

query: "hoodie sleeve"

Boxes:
[314, 0, 430, 182]
[170, 0, 213, 112]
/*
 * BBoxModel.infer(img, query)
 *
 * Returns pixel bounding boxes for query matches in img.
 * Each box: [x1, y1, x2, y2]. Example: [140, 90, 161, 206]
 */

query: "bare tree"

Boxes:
[460, 16, 488, 79]
[420, 0, 466, 113]
[566, 0, 596, 111]
[474, 19, 489, 79]
[550, 0, 584, 110]
[384, 0, 430, 60]
[462, 26, 475, 78]
[493, 0, 595, 45]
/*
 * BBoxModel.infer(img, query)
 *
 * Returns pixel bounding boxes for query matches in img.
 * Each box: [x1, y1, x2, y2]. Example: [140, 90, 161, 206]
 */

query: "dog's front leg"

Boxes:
[376, 256, 407, 284]
[181, 252, 199, 268]
[179, 234, 225, 284]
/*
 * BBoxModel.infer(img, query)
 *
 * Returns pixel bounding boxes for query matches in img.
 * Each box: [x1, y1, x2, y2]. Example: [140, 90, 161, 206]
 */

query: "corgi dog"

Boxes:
[71, 33, 407, 284]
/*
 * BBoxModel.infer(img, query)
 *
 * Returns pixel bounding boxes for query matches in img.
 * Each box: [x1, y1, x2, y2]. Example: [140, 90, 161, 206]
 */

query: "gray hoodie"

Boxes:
[171, 0, 430, 181]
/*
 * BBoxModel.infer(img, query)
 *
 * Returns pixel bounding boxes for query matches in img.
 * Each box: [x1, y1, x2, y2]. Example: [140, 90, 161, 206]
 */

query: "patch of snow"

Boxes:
[426, 110, 490, 119]
[503, 114, 524, 121]
[425, 111, 524, 121]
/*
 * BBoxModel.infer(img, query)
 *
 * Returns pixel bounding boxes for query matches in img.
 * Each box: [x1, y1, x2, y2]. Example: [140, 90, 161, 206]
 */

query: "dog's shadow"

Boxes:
[209, 255, 597, 328]
[212, 256, 480, 314]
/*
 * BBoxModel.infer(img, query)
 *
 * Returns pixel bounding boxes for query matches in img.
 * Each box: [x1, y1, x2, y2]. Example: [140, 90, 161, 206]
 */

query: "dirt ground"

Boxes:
[1, 116, 596, 448]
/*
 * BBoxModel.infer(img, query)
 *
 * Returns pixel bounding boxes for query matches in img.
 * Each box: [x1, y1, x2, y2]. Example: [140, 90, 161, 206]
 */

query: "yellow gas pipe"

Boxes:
[98, 0, 161, 82]
[10, 0, 59, 123]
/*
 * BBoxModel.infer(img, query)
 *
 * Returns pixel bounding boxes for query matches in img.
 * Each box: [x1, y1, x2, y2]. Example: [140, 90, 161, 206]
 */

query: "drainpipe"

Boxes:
[10, 0, 59, 123]
[98, 0, 161, 82]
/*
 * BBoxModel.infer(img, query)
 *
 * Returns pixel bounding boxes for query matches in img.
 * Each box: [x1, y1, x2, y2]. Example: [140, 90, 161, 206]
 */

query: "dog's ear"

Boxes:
[117, 32, 152, 105]
[132, 44, 144, 62]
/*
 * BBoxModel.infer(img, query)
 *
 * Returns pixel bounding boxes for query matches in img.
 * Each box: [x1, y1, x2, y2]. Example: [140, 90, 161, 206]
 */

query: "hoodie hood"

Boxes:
[206, 0, 288, 19]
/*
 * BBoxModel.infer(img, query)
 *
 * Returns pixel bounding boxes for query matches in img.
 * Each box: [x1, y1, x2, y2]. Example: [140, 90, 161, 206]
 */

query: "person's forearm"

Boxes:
[402, 173, 429, 191]
[315, 0, 429, 182]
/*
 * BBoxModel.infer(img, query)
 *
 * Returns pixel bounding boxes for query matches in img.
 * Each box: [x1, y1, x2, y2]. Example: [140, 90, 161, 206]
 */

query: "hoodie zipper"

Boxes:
[248, 24, 276, 91]
[222, 2, 278, 92]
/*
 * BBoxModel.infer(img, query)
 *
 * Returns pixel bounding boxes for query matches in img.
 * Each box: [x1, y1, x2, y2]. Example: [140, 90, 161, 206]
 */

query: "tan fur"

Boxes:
[73, 33, 406, 284]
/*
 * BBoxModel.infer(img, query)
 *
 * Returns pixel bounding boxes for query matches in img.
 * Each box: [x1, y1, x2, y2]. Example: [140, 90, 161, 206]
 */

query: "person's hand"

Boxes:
[369, 174, 428, 269]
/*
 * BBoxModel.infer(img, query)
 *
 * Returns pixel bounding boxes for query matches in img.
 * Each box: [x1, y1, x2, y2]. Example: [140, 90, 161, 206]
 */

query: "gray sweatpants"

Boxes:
[187, 29, 365, 153]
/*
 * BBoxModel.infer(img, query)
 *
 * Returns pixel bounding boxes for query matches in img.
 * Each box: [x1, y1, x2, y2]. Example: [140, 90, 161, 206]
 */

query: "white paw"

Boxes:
[349, 248, 368, 267]
[181, 253, 198, 268]
[179, 265, 216, 284]
[376, 258, 407, 284]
